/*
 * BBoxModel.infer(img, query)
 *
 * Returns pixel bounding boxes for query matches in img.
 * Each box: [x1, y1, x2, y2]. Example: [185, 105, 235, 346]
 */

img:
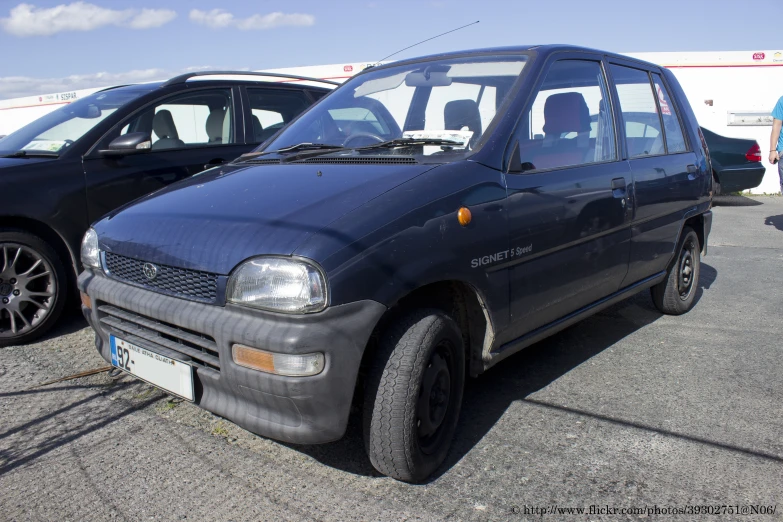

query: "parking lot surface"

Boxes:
[1, 196, 781, 521]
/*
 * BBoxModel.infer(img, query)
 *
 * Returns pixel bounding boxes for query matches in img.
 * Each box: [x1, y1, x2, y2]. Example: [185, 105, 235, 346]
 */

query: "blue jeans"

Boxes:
[779, 159, 783, 194]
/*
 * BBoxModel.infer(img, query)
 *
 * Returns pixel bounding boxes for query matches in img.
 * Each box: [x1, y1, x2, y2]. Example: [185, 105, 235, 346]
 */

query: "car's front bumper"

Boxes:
[78, 270, 386, 444]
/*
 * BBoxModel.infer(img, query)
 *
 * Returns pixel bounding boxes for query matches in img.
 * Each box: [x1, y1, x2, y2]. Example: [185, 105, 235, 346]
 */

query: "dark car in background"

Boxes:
[79, 46, 712, 481]
[589, 113, 765, 195]
[700, 127, 766, 194]
[0, 72, 335, 346]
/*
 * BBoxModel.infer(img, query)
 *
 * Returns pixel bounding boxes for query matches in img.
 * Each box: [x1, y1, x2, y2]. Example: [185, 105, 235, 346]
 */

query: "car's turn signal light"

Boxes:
[232, 344, 324, 377]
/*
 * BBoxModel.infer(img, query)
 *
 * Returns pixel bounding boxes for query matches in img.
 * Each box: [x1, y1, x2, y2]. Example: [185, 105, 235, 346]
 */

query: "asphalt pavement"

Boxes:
[1, 196, 781, 521]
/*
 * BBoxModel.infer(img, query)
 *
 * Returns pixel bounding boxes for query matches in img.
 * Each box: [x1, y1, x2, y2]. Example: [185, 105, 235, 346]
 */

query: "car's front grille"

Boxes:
[104, 252, 219, 303]
[97, 304, 220, 371]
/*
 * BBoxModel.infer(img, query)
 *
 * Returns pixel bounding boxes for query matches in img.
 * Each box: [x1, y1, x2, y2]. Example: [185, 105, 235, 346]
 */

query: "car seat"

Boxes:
[206, 109, 226, 144]
[444, 99, 482, 147]
[151, 110, 185, 150]
[532, 92, 592, 169]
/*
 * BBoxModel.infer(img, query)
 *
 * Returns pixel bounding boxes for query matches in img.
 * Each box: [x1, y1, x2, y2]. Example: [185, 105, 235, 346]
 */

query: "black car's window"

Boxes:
[120, 89, 235, 151]
[519, 59, 616, 171]
[0, 88, 152, 155]
[609, 65, 665, 158]
[651, 73, 687, 153]
[247, 88, 311, 144]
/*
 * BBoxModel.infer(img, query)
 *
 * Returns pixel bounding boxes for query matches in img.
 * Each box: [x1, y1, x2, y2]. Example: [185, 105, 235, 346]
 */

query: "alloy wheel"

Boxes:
[0, 243, 56, 339]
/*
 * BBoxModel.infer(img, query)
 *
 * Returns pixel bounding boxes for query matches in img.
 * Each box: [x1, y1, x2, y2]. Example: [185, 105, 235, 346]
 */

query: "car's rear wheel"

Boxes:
[651, 226, 700, 315]
[363, 309, 465, 482]
[0, 230, 67, 347]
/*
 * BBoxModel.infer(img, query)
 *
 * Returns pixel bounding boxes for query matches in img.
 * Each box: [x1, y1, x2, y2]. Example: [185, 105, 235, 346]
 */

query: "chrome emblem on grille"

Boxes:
[142, 263, 158, 281]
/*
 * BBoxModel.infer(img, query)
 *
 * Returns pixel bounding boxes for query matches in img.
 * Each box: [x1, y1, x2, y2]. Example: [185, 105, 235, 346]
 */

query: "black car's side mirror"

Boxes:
[99, 132, 152, 157]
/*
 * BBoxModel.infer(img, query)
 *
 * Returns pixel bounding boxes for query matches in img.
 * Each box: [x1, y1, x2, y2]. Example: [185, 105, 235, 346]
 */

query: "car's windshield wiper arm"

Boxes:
[1, 150, 59, 158]
[268, 143, 345, 154]
[355, 138, 463, 150]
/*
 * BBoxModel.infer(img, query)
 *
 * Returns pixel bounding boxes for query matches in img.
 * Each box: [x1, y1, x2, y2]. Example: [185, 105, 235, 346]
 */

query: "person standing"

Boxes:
[770, 96, 783, 194]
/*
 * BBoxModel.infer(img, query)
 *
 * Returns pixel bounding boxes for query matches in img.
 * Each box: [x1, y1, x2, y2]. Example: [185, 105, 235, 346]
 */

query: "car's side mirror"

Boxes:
[507, 141, 535, 174]
[99, 132, 152, 157]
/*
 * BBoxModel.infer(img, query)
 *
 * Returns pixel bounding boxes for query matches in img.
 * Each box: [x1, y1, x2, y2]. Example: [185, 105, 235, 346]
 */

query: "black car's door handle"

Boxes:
[204, 159, 226, 170]
[611, 177, 626, 198]
[687, 164, 698, 173]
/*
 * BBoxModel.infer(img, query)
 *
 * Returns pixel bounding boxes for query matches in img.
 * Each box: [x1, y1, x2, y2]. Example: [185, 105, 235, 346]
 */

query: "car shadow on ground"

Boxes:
[764, 214, 783, 232]
[293, 263, 719, 480]
[712, 195, 764, 207]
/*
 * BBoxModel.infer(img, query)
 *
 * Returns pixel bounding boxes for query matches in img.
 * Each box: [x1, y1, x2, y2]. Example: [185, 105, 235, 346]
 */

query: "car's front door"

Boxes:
[500, 56, 632, 343]
[82, 86, 249, 223]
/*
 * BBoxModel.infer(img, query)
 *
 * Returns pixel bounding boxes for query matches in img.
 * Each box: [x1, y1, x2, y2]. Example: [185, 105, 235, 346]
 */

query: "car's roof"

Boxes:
[366, 44, 662, 73]
[98, 74, 333, 96]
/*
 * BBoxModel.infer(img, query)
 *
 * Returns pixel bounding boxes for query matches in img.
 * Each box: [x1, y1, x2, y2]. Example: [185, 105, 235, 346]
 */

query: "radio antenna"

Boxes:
[375, 20, 480, 65]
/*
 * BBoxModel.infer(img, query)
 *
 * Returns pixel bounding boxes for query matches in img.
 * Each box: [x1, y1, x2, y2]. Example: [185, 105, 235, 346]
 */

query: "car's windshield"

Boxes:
[0, 87, 154, 156]
[260, 54, 529, 160]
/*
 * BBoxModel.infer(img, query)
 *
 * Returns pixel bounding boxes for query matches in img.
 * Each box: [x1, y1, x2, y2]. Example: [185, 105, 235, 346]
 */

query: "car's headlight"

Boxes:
[226, 257, 327, 313]
[80, 228, 101, 269]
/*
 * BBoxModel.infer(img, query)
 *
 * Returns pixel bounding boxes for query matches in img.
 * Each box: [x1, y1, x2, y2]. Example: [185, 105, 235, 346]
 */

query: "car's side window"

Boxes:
[651, 73, 687, 153]
[120, 89, 234, 151]
[247, 88, 311, 144]
[609, 65, 665, 158]
[519, 59, 616, 171]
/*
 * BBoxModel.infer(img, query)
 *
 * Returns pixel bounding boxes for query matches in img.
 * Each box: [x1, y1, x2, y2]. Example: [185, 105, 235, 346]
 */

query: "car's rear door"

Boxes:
[606, 61, 702, 286]
[82, 85, 249, 223]
[500, 54, 632, 342]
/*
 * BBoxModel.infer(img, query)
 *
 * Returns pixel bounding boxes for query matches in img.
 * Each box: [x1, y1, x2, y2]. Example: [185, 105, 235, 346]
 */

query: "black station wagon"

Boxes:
[0, 71, 334, 346]
[79, 46, 713, 482]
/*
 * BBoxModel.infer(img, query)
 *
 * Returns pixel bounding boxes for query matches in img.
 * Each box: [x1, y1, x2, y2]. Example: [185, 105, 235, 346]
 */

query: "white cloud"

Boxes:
[189, 8, 234, 29]
[127, 8, 177, 30]
[0, 2, 177, 37]
[189, 9, 314, 30]
[0, 66, 211, 100]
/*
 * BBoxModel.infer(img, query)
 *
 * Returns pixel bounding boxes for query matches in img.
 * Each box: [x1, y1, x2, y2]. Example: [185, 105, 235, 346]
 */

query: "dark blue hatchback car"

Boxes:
[79, 45, 713, 482]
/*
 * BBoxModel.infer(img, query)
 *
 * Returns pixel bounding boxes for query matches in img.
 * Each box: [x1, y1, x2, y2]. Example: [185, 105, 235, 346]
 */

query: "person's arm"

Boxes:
[769, 119, 781, 164]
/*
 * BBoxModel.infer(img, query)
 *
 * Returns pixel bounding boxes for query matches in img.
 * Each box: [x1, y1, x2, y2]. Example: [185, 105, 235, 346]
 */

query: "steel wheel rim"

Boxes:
[0, 243, 55, 339]
[677, 239, 696, 301]
[417, 341, 454, 455]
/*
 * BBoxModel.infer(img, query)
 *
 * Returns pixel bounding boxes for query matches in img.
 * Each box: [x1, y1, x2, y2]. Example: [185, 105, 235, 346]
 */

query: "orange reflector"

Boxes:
[232, 344, 325, 377]
[233, 344, 275, 373]
[457, 207, 472, 226]
[80, 292, 91, 309]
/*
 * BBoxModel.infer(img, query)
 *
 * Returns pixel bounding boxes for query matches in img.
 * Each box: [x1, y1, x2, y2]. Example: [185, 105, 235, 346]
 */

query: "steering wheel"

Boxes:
[343, 132, 385, 148]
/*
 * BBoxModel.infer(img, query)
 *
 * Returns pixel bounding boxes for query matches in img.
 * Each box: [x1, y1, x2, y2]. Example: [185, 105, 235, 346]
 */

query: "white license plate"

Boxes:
[110, 335, 194, 401]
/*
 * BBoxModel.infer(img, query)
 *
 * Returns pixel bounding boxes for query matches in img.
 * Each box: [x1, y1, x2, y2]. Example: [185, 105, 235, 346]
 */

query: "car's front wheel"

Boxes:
[0, 229, 67, 347]
[363, 309, 465, 482]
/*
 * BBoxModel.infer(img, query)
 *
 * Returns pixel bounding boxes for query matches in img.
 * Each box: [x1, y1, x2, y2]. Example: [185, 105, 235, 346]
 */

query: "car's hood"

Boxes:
[0, 156, 57, 168]
[96, 161, 439, 274]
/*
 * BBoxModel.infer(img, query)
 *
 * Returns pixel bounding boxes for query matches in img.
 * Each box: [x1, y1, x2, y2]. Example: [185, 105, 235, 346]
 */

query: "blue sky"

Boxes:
[0, 0, 779, 99]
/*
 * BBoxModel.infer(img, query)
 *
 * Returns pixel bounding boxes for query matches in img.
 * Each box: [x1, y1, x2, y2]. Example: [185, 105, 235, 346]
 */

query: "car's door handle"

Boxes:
[687, 164, 698, 173]
[204, 159, 226, 170]
[611, 177, 626, 198]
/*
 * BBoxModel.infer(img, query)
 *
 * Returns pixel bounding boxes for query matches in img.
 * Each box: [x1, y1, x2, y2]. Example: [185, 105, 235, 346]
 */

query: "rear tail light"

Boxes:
[746, 142, 762, 162]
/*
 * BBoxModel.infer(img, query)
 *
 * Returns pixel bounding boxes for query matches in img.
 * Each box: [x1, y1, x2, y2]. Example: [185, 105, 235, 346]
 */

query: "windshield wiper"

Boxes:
[355, 138, 463, 150]
[267, 143, 345, 155]
[1, 150, 59, 158]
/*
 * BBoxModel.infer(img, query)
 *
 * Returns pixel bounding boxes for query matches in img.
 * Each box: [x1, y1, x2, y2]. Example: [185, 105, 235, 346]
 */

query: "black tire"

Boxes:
[651, 227, 700, 315]
[0, 229, 68, 347]
[363, 309, 465, 482]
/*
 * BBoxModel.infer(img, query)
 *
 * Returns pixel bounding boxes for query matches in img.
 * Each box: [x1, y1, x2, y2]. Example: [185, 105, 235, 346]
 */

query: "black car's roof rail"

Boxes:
[161, 71, 340, 87]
